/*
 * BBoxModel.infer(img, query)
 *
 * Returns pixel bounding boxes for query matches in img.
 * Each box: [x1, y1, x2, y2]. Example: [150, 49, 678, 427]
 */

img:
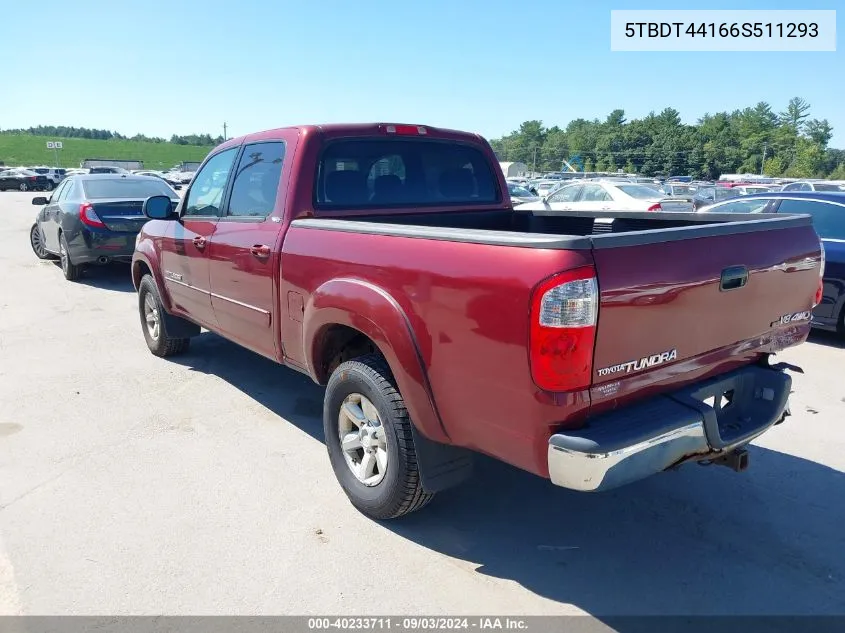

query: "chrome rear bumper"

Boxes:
[548, 365, 792, 492]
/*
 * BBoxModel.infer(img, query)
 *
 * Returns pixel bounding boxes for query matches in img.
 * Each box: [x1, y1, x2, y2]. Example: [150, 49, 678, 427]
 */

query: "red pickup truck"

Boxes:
[132, 123, 824, 520]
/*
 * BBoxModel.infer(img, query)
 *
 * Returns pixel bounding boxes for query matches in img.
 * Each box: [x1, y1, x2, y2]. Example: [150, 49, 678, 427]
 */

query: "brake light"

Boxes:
[79, 202, 105, 229]
[29, 176, 37, 181]
[384, 124, 427, 136]
[813, 243, 825, 307]
[646, 203, 661, 211]
[529, 266, 598, 392]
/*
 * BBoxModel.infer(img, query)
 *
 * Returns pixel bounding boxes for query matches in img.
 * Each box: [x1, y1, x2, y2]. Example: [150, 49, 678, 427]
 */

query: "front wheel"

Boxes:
[43, 181, 54, 192]
[138, 274, 190, 357]
[19, 182, 28, 192]
[30, 224, 55, 260]
[324, 354, 434, 519]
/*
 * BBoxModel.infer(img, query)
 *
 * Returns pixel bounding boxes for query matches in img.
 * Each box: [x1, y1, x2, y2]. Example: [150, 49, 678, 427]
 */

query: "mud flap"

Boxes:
[409, 424, 474, 493]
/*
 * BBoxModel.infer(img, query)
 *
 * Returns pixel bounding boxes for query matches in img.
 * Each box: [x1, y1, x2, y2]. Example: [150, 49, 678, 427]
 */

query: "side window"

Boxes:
[184, 148, 238, 217]
[59, 180, 75, 201]
[801, 183, 813, 192]
[713, 198, 771, 214]
[49, 180, 69, 203]
[777, 199, 845, 240]
[549, 185, 582, 203]
[226, 142, 286, 218]
[581, 184, 612, 202]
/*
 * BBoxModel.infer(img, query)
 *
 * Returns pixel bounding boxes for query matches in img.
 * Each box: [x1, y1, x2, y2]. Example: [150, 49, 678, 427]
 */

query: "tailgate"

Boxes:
[590, 220, 821, 398]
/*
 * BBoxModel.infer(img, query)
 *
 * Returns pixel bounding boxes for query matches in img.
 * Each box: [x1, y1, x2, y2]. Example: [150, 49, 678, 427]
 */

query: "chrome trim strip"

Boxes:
[164, 277, 207, 294]
[209, 291, 270, 315]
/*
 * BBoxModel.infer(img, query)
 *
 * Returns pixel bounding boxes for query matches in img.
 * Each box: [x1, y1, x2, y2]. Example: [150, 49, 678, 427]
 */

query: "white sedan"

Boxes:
[515, 180, 694, 213]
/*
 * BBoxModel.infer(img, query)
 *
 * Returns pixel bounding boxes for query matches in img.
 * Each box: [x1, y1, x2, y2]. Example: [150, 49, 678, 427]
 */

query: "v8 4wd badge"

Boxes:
[771, 311, 812, 327]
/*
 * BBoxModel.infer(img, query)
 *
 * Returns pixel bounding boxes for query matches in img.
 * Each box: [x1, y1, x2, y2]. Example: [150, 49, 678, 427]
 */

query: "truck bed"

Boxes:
[284, 208, 821, 477]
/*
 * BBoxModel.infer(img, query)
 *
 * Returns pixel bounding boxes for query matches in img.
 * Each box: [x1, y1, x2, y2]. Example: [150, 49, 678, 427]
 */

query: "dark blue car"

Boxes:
[29, 174, 180, 281]
[700, 191, 845, 335]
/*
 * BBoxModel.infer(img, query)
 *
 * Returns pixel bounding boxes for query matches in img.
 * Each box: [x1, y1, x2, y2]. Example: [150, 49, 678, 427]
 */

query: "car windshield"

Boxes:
[82, 178, 176, 199]
[316, 138, 499, 208]
[616, 184, 663, 199]
[12, 169, 38, 177]
[508, 184, 535, 197]
[669, 185, 694, 195]
[715, 188, 740, 200]
[813, 183, 845, 192]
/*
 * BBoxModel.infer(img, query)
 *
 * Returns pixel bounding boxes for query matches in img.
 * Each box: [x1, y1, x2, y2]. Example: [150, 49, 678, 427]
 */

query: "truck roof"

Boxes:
[220, 123, 485, 149]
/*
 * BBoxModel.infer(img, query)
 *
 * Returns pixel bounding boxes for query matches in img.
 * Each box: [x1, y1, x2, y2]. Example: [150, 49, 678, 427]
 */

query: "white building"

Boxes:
[499, 162, 529, 178]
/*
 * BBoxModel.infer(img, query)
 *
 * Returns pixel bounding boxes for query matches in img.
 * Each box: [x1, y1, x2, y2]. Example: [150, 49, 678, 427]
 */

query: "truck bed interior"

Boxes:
[298, 208, 812, 249]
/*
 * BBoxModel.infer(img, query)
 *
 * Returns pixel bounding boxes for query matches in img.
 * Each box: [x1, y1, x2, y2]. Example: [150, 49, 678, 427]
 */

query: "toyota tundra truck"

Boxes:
[131, 123, 824, 520]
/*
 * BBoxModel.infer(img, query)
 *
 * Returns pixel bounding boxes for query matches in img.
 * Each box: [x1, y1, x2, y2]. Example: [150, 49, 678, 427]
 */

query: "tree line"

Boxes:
[490, 97, 845, 180]
[0, 125, 223, 147]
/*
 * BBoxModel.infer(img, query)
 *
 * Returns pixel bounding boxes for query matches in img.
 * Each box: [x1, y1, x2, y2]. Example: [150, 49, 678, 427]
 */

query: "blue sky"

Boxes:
[2, 0, 842, 144]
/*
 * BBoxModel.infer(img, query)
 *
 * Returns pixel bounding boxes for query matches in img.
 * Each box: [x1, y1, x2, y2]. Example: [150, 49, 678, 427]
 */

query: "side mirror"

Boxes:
[31, 196, 49, 205]
[143, 195, 176, 219]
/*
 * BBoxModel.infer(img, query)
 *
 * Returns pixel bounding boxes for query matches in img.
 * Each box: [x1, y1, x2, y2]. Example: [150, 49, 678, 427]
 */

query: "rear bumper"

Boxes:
[68, 230, 137, 264]
[548, 365, 792, 492]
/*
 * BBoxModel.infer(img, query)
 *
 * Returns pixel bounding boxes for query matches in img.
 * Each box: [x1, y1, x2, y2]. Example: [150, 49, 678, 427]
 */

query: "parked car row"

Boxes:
[27, 122, 827, 523]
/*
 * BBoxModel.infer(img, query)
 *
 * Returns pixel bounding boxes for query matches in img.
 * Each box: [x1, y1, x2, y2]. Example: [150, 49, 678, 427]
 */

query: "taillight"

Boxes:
[29, 176, 37, 181]
[529, 266, 598, 392]
[813, 243, 825, 307]
[646, 203, 661, 211]
[383, 124, 427, 136]
[79, 202, 105, 229]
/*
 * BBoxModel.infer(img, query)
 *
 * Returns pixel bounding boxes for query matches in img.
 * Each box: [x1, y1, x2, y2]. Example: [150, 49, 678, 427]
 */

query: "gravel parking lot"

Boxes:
[1, 191, 844, 617]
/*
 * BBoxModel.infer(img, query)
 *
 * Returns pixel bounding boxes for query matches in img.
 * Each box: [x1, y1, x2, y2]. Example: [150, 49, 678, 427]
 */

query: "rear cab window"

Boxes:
[315, 139, 499, 210]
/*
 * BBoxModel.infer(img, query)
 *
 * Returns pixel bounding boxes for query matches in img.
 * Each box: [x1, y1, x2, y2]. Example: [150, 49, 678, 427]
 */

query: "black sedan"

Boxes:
[691, 186, 741, 211]
[29, 174, 180, 281]
[0, 169, 51, 191]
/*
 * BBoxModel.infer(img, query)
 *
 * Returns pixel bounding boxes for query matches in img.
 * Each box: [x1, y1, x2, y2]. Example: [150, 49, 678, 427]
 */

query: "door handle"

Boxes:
[192, 236, 206, 249]
[720, 266, 748, 291]
[250, 244, 271, 258]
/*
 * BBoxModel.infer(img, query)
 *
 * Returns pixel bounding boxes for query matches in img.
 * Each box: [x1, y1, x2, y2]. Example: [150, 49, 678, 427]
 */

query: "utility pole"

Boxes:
[223, 122, 228, 141]
[532, 146, 538, 177]
[760, 143, 767, 176]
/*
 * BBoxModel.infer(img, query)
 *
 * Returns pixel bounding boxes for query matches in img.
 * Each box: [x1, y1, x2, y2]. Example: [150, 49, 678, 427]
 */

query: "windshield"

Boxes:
[669, 185, 694, 195]
[508, 184, 535, 197]
[315, 139, 499, 208]
[616, 184, 663, 199]
[82, 178, 177, 199]
[813, 183, 845, 192]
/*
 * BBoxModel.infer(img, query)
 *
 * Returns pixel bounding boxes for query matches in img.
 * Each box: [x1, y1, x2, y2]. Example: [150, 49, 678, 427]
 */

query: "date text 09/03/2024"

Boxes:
[307, 618, 528, 630]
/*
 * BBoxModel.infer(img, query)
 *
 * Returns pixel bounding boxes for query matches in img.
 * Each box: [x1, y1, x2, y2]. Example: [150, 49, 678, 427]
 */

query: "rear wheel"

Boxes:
[30, 224, 55, 260]
[19, 182, 28, 192]
[138, 274, 191, 357]
[324, 354, 434, 520]
[43, 181, 54, 192]
[59, 233, 81, 281]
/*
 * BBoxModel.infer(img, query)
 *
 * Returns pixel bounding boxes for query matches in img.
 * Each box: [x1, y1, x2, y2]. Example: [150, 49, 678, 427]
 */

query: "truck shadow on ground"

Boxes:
[175, 332, 845, 618]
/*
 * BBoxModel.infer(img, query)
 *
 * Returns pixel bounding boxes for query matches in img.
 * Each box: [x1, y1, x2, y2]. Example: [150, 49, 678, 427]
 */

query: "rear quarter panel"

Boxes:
[281, 226, 593, 477]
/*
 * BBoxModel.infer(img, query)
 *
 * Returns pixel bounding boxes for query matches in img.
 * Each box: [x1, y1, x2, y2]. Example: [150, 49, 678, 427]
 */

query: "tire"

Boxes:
[30, 223, 55, 260]
[19, 182, 28, 192]
[138, 274, 190, 357]
[324, 353, 434, 520]
[43, 181, 54, 192]
[59, 233, 81, 281]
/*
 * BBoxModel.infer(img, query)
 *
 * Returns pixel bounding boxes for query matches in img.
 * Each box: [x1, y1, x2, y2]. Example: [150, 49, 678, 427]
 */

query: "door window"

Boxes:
[184, 148, 238, 217]
[548, 184, 582, 203]
[580, 184, 612, 202]
[49, 179, 69, 203]
[225, 142, 286, 218]
[777, 199, 845, 240]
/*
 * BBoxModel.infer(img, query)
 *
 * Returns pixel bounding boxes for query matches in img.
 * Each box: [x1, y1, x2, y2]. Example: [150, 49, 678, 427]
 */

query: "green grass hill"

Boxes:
[0, 134, 213, 170]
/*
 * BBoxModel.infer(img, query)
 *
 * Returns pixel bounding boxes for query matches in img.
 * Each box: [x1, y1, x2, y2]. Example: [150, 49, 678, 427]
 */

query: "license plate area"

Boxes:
[669, 366, 791, 449]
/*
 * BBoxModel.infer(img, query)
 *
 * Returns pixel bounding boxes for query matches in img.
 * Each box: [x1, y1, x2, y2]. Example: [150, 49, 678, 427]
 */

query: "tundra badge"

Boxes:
[596, 349, 678, 377]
